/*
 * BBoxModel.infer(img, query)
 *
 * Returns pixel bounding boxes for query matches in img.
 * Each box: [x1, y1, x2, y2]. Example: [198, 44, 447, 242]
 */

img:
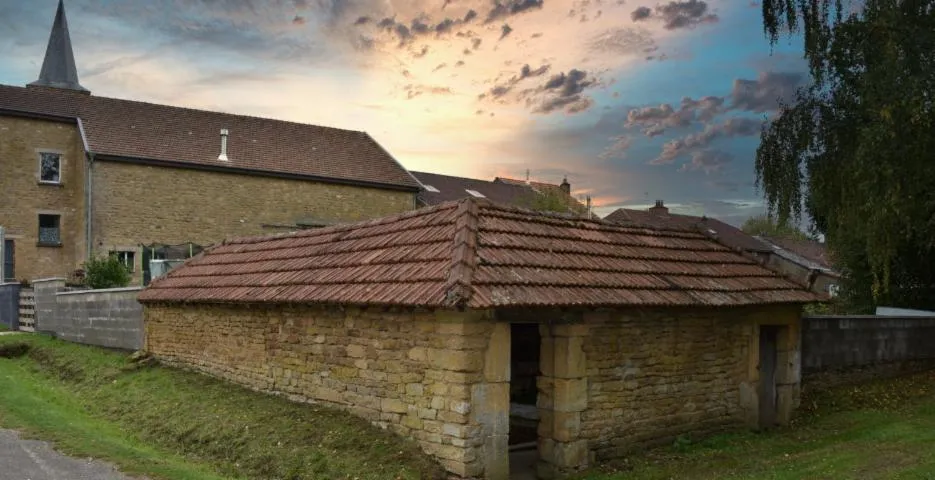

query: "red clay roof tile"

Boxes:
[604, 207, 772, 253]
[139, 198, 820, 308]
[0, 84, 419, 190]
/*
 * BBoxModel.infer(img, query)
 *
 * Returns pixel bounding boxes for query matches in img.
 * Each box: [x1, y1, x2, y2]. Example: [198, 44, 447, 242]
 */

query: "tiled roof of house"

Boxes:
[0, 84, 420, 190]
[411, 171, 536, 207]
[139, 197, 818, 308]
[604, 208, 773, 253]
[758, 236, 837, 273]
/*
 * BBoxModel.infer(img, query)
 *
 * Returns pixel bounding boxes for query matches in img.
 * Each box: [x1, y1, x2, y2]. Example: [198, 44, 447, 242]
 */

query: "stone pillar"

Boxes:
[472, 322, 511, 479]
[774, 319, 802, 424]
[538, 317, 590, 479]
[32, 277, 66, 332]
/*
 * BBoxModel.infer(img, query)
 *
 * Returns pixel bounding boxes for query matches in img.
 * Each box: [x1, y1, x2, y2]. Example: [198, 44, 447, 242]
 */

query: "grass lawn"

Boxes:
[2, 335, 935, 480]
[0, 334, 445, 480]
[576, 369, 935, 480]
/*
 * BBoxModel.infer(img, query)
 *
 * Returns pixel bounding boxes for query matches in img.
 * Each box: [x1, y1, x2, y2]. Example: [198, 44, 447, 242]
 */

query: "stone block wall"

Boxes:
[802, 315, 935, 374]
[31, 278, 144, 350]
[143, 304, 509, 479]
[578, 306, 801, 463]
[53, 287, 144, 350]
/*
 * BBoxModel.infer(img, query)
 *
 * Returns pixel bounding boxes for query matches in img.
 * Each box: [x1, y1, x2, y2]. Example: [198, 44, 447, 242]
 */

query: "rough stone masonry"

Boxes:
[143, 302, 802, 479]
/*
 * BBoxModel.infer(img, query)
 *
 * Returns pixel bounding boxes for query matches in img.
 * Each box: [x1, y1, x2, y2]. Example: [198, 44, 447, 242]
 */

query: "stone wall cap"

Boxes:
[57, 286, 144, 296]
[32, 277, 68, 283]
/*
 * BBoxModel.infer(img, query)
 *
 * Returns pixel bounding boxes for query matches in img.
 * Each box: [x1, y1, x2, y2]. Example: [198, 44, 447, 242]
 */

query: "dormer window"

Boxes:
[39, 152, 62, 184]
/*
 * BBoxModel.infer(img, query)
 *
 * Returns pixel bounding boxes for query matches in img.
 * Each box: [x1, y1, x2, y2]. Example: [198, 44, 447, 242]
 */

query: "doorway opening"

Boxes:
[758, 325, 780, 429]
[509, 323, 540, 478]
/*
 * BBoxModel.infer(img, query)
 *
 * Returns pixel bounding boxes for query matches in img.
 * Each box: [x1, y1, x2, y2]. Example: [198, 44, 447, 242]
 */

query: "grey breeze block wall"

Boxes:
[0, 282, 21, 330]
[34, 278, 144, 351]
[802, 315, 935, 373]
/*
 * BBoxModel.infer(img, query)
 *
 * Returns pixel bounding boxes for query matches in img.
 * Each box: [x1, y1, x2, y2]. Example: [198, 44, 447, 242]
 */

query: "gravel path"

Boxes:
[0, 429, 137, 480]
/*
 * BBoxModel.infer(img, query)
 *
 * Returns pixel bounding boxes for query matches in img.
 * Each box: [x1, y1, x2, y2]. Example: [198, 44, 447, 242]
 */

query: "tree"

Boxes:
[741, 214, 810, 241]
[84, 254, 132, 290]
[755, 0, 935, 311]
[518, 187, 586, 216]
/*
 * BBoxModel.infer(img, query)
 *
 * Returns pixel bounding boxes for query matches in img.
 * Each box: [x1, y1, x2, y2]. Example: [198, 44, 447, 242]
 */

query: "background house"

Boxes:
[756, 236, 840, 298]
[0, 1, 419, 285]
[604, 201, 839, 298]
[413, 170, 589, 216]
[139, 197, 817, 479]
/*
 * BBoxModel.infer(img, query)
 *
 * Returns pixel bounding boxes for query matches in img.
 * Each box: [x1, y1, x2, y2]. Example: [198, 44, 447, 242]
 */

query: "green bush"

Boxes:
[83, 254, 131, 289]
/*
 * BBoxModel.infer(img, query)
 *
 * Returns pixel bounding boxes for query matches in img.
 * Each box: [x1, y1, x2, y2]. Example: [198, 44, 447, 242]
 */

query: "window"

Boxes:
[38, 214, 61, 246]
[465, 189, 486, 198]
[39, 152, 62, 184]
[424, 185, 440, 193]
[111, 250, 136, 273]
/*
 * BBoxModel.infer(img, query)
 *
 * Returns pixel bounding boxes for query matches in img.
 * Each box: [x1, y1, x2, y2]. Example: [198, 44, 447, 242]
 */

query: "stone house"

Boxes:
[604, 201, 837, 298]
[0, 0, 419, 284]
[139, 197, 817, 479]
[413, 171, 589, 217]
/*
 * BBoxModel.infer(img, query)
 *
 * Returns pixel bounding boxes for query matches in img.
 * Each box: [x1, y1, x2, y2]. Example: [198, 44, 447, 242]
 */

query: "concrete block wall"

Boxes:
[0, 282, 21, 330]
[802, 315, 935, 373]
[32, 277, 143, 350]
[53, 287, 144, 350]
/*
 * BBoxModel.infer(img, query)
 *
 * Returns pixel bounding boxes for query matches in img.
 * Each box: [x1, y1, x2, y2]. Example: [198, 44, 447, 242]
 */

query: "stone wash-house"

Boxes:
[0, 0, 419, 284]
[138, 197, 818, 479]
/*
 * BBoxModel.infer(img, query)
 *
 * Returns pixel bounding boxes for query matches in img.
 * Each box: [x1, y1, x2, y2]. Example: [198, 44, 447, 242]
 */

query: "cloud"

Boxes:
[404, 84, 454, 99]
[630, 6, 652, 20]
[588, 27, 657, 57]
[625, 95, 723, 136]
[485, 0, 545, 23]
[529, 69, 597, 114]
[650, 116, 761, 165]
[729, 71, 805, 112]
[630, 0, 718, 30]
[679, 150, 733, 174]
[599, 135, 633, 160]
[500, 24, 514, 40]
[480, 62, 551, 99]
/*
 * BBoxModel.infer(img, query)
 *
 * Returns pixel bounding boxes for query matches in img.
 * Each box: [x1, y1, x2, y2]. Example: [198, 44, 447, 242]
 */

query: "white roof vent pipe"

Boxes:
[218, 128, 230, 161]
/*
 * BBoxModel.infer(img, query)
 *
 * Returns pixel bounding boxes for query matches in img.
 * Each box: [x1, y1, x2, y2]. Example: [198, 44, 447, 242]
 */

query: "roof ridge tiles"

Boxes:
[443, 198, 482, 307]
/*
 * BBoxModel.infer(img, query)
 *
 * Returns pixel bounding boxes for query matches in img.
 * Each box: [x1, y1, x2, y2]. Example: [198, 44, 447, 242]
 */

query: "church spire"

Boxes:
[28, 0, 89, 93]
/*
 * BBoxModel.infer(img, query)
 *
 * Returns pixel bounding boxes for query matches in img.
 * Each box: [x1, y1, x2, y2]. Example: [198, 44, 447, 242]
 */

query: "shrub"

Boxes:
[84, 254, 131, 289]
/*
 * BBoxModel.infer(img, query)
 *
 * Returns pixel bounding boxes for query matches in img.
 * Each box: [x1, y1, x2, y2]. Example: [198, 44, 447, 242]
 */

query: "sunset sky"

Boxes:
[0, 0, 808, 224]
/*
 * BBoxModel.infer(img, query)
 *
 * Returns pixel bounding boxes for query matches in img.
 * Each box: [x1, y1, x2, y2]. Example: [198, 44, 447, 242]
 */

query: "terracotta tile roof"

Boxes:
[604, 208, 772, 253]
[411, 171, 536, 207]
[139, 198, 819, 308]
[0, 84, 419, 190]
[758, 236, 837, 273]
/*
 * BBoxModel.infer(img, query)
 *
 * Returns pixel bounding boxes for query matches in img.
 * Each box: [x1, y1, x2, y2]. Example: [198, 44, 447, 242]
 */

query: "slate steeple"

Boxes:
[28, 0, 89, 93]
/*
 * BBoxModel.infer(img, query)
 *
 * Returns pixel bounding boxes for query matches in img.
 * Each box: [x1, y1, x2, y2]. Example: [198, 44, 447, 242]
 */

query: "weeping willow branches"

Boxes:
[756, 0, 935, 308]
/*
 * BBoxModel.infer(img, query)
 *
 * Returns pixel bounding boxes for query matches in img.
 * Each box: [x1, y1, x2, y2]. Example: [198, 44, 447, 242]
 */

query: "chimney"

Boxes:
[586, 195, 592, 220]
[218, 128, 229, 161]
[560, 176, 571, 194]
[648, 199, 668, 216]
[525, 169, 530, 185]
